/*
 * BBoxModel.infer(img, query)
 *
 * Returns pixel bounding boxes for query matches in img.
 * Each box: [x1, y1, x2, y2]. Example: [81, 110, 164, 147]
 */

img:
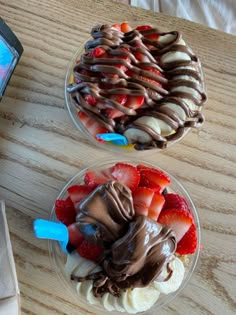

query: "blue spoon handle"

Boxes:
[96, 133, 128, 145]
[33, 218, 69, 252]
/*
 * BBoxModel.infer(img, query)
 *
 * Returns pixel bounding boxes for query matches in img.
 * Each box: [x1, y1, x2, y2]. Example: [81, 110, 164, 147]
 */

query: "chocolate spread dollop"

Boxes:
[71, 181, 176, 297]
[67, 24, 207, 150]
[75, 180, 135, 244]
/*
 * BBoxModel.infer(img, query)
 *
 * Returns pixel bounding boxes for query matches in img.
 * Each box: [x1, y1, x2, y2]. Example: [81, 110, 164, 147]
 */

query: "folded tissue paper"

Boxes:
[0, 200, 20, 315]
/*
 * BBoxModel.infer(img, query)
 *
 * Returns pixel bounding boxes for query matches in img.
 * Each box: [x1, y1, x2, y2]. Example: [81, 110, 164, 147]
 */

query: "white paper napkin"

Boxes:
[131, 0, 236, 35]
[0, 200, 20, 315]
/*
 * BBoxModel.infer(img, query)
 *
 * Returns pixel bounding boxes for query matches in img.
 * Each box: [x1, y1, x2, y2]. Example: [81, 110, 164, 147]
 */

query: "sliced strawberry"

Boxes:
[88, 47, 105, 57]
[110, 162, 140, 191]
[148, 191, 165, 221]
[111, 94, 127, 105]
[105, 108, 124, 119]
[105, 94, 127, 119]
[78, 111, 108, 138]
[55, 197, 76, 226]
[84, 94, 97, 106]
[125, 95, 144, 110]
[137, 164, 154, 172]
[77, 240, 103, 261]
[121, 22, 132, 33]
[163, 193, 190, 212]
[140, 65, 162, 77]
[84, 168, 111, 188]
[67, 184, 93, 204]
[133, 51, 150, 62]
[132, 187, 154, 216]
[136, 25, 152, 31]
[103, 63, 127, 78]
[118, 47, 131, 62]
[112, 23, 121, 31]
[68, 223, 85, 247]
[176, 223, 197, 254]
[145, 33, 159, 41]
[139, 169, 170, 192]
[158, 208, 193, 242]
[79, 69, 92, 76]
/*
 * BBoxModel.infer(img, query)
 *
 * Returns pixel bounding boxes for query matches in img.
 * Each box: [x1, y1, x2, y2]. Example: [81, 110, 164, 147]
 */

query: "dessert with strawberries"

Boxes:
[66, 22, 206, 150]
[54, 161, 200, 313]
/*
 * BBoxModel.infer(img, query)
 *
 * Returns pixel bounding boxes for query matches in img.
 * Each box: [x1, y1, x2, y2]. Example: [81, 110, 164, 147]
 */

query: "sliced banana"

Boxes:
[170, 85, 202, 102]
[157, 33, 176, 44]
[137, 115, 173, 136]
[65, 251, 102, 278]
[161, 51, 191, 65]
[161, 103, 186, 121]
[124, 127, 152, 144]
[128, 286, 160, 313]
[154, 257, 185, 294]
[101, 293, 115, 311]
[171, 75, 200, 84]
[109, 294, 126, 312]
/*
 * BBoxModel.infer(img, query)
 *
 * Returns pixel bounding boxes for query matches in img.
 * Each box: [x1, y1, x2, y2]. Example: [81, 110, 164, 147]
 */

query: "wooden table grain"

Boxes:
[0, 1, 235, 314]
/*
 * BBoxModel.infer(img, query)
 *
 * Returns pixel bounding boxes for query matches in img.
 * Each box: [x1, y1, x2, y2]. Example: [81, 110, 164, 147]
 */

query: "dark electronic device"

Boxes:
[0, 17, 23, 99]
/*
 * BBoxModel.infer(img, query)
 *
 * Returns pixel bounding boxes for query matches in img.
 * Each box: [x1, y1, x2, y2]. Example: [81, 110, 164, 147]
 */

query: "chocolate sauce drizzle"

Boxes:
[67, 24, 207, 150]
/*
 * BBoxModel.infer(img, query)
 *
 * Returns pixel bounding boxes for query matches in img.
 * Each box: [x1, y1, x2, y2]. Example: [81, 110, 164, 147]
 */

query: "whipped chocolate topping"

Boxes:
[71, 181, 176, 297]
[75, 181, 135, 244]
[67, 24, 206, 150]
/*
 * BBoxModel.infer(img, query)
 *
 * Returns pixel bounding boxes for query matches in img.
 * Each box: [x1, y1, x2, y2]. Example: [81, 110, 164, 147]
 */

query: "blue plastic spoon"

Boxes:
[33, 218, 68, 252]
[96, 133, 128, 145]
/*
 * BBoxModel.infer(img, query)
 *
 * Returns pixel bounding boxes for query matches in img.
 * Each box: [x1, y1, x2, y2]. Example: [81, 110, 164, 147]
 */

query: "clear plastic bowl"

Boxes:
[64, 43, 193, 155]
[49, 159, 201, 314]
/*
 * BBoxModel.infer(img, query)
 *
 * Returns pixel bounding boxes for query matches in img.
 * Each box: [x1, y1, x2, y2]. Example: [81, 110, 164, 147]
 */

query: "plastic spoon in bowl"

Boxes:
[96, 133, 128, 145]
[33, 218, 68, 252]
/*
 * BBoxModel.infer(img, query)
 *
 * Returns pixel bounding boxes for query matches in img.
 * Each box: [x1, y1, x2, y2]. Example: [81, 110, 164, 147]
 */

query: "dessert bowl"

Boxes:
[65, 22, 207, 154]
[48, 159, 201, 314]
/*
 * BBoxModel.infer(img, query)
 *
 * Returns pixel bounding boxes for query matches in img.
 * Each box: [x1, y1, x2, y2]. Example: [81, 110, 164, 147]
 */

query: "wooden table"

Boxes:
[0, 1, 235, 314]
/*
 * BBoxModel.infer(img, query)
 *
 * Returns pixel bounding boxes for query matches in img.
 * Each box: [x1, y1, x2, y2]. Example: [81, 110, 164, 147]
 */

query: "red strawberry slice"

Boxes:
[136, 25, 152, 31]
[132, 187, 154, 216]
[148, 192, 165, 220]
[84, 94, 97, 106]
[78, 111, 108, 138]
[125, 95, 144, 110]
[111, 94, 127, 105]
[67, 184, 93, 204]
[176, 223, 197, 254]
[103, 63, 127, 78]
[55, 197, 76, 226]
[133, 51, 150, 62]
[84, 163, 140, 191]
[68, 223, 85, 247]
[106, 95, 144, 118]
[110, 162, 140, 191]
[139, 169, 170, 192]
[77, 240, 103, 261]
[158, 208, 193, 242]
[121, 22, 132, 33]
[137, 164, 154, 171]
[163, 193, 190, 212]
[145, 33, 159, 41]
[84, 168, 111, 188]
[105, 94, 127, 119]
[112, 23, 121, 31]
[105, 108, 124, 119]
[140, 65, 162, 77]
[88, 47, 105, 57]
